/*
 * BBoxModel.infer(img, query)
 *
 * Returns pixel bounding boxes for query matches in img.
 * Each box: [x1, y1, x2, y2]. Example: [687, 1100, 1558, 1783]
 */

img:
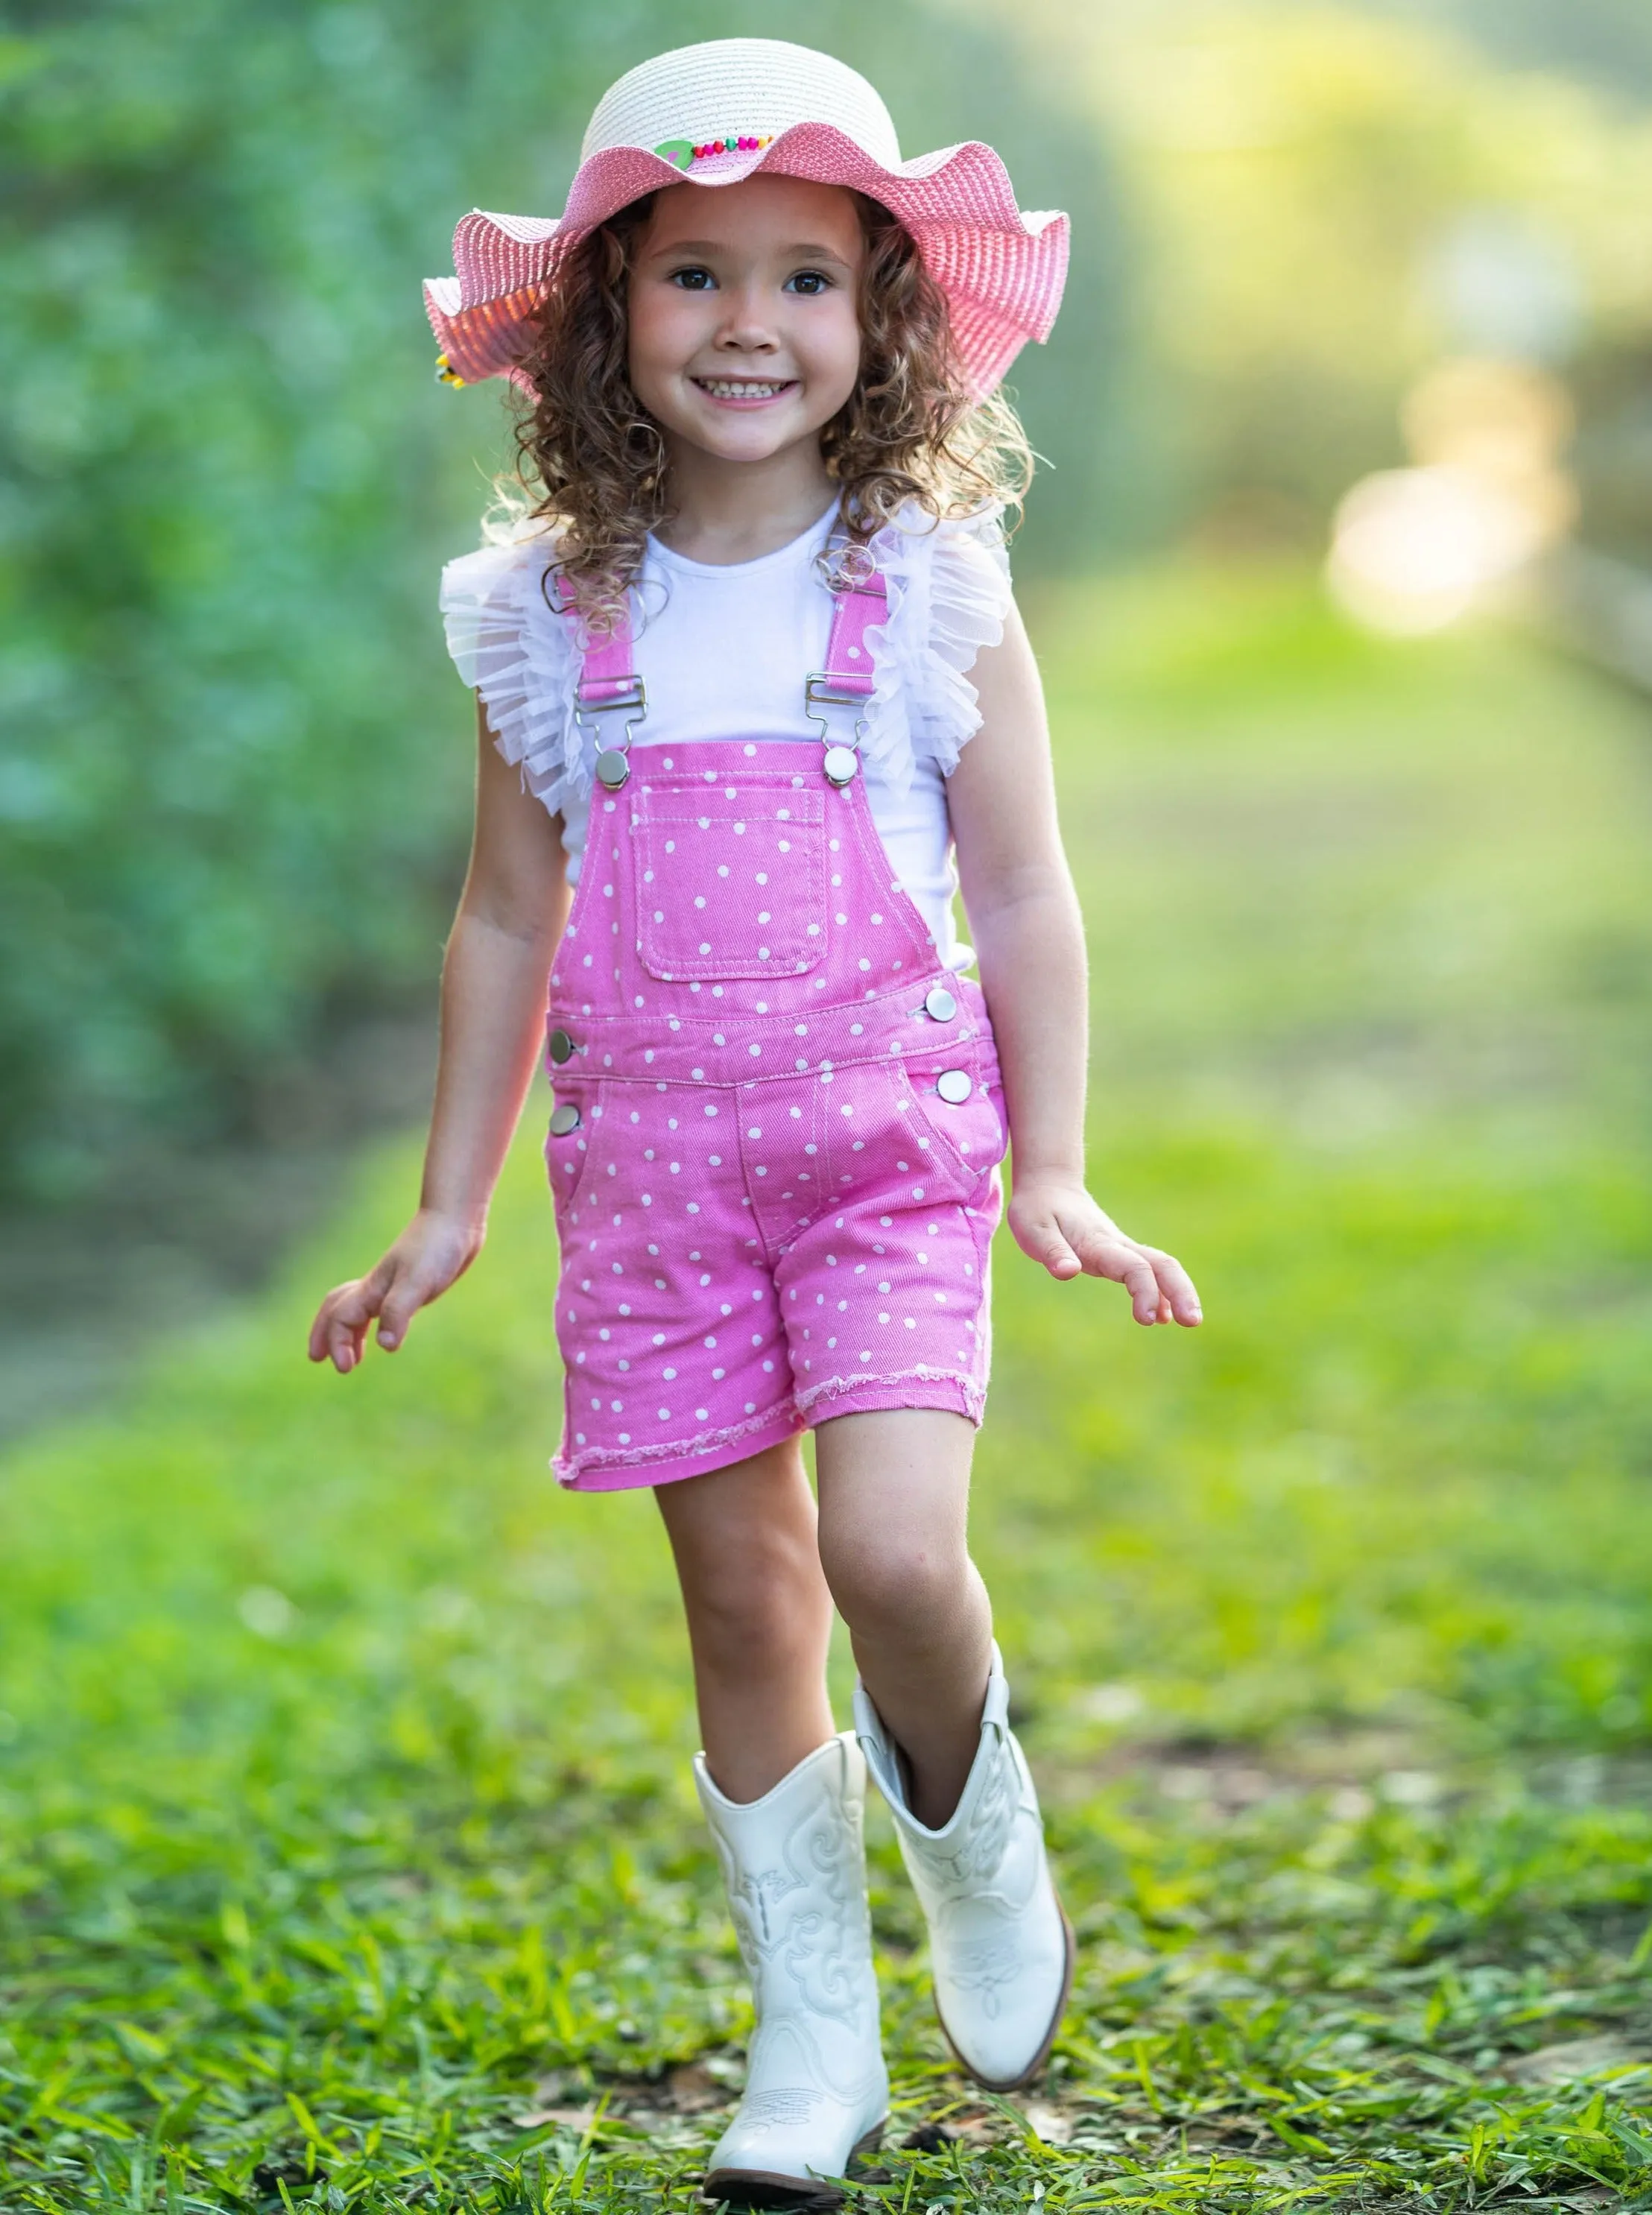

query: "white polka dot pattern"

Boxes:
[543, 739, 1007, 1492]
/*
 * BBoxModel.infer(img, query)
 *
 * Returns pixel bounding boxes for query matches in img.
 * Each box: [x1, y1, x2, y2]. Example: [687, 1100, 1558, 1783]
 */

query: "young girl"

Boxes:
[310, 38, 1199, 2206]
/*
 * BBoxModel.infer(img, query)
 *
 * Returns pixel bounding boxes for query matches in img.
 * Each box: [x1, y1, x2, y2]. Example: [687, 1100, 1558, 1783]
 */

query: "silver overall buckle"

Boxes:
[805, 674, 869, 786]
[575, 676, 648, 790]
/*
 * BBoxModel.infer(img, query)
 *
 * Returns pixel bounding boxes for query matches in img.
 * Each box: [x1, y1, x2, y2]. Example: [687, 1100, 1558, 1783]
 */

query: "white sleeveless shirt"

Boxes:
[439, 500, 1012, 975]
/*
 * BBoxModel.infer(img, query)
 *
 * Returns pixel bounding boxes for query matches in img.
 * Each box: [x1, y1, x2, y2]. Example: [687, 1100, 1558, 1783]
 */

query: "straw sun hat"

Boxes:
[424, 37, 1069, 402]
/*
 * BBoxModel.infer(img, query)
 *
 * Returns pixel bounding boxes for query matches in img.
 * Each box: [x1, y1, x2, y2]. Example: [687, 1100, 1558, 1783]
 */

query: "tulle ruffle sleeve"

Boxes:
[860, 505, 1013, 791]
[439, 528, 589, 817]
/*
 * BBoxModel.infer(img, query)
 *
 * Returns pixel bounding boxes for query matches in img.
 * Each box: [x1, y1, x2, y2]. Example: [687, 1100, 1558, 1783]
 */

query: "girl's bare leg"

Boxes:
[814, 1409, 993, 1828]
[653, 1438, 837, 1804]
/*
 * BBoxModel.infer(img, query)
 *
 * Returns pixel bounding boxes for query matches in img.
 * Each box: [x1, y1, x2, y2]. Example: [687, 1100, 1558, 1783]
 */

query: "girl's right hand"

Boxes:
[306, 1209, 484, 1374]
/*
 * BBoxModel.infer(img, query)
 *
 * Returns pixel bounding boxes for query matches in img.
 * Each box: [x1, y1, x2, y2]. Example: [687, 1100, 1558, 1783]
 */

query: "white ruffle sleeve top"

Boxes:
[439, 499, 1013, 975]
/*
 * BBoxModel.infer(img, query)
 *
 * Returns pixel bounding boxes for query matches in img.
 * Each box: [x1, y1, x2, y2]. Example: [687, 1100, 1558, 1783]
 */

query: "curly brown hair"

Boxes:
[495, 192, 1034, 628]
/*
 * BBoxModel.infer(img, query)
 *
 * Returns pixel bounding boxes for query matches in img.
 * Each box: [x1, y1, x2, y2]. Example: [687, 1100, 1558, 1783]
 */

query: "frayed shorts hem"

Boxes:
[554, 1401, 803, 1492]
[553, 1365, 984, 1493]
[794, 1365, 984, 1428]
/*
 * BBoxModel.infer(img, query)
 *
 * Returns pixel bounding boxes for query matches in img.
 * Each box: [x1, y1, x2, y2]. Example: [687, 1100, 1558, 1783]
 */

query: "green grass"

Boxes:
[4, 566, 1652, 2211]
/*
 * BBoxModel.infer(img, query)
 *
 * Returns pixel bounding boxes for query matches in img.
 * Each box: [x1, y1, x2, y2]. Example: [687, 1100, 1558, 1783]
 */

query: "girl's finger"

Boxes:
[308, 1282, 360, 1363]
[1093, 1243, 1162, 1322]
[1127, 1260, 1164, 1324]
[376, 1274, 434, 1350]
[1139, 1247, 1203, 1326]
[327, 1309, 368, 1374]
[1057, 1216, 1124, 1275]
[311, 1299, 352, 1369]
[324, 1277, 384, 1373]
[1061, 1222, 1158, 1319]
[1016, 1216, 1083, 1280]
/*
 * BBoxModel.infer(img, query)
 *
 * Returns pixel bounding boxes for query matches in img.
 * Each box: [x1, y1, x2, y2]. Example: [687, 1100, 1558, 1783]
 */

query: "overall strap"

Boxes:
[562, 587, 646, 790]
[577, 604, 642, 711]
[808, 549, 887, 786]
[814, 566, 887, 701]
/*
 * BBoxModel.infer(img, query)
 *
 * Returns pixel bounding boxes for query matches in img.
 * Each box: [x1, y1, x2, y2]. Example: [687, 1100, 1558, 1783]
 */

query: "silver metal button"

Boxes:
[823, 745, 859, 786]
[548, 1102, 581, 1136]
[548, 1027, 575, 1064]
[595, 748, 630, 789]
[924, 985, 958, 1023]
[936, 1069, 973, 1106]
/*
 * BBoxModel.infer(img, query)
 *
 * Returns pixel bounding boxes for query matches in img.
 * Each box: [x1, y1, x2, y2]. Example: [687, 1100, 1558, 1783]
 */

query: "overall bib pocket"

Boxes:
[629, 783, 829, 982]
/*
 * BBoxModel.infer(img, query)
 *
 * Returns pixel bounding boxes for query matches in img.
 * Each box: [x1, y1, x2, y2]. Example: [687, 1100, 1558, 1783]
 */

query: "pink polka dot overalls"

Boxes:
[543, 549, 1007, 1489]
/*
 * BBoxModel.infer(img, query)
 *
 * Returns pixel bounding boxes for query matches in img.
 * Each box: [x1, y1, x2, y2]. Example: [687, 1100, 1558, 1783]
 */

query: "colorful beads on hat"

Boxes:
[653, 134, 773, 172]
[434, 351, 466, 388]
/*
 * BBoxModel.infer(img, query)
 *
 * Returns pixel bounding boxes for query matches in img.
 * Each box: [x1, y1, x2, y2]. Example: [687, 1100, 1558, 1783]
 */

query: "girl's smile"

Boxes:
[691, 376, 799, 405]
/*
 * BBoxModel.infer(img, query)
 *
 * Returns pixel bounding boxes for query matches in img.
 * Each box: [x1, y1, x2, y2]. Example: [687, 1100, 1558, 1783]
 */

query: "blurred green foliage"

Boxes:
[0, 0, 1124, 1198]
[3, 570, 1650, 2208]
[10, 0, 1652, 1209]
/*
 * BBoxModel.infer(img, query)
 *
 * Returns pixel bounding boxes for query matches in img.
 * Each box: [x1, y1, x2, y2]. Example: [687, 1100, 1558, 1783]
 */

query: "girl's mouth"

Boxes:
[692, 377, 797, 405]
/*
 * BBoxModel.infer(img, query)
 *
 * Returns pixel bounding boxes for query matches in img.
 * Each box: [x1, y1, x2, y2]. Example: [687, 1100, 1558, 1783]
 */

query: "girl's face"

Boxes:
[627, 176, 864, 470]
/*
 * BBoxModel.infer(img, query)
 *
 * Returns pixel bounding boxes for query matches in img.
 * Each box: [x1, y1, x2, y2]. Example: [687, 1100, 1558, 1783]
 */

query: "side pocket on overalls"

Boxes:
[545, 1076, 607, 1223]
[897, 1042, 1007, 1199]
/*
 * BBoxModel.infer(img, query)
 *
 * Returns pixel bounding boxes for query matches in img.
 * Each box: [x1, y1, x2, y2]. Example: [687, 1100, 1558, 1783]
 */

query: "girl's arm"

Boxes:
[947, 602, 1202, 1328]
[308, 702, 571, 1372]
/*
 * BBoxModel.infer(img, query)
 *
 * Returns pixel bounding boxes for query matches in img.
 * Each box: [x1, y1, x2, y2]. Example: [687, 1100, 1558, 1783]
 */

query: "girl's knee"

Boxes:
[820, 1530, 976, 1643]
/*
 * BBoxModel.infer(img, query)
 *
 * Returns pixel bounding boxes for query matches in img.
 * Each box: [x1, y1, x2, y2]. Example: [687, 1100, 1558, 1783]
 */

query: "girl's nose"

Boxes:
[714, 288, 778, 354]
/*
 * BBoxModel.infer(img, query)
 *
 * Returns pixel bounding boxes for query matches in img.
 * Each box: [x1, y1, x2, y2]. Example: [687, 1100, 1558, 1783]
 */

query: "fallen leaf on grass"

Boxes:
[607, 2106, 680, 2135]
[1020, 2100, 1075, 2145]
[667, 2061, 727, 2112]
[946, 2108, 1001, 2143]
[509, 2104, 600, 2131]
[1503, 2036, 1648, 2085]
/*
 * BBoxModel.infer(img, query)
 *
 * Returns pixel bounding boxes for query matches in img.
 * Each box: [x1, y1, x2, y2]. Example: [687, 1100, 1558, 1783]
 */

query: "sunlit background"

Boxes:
[7, 0, 1652, 1218]
[4, 7, 1652, 2207]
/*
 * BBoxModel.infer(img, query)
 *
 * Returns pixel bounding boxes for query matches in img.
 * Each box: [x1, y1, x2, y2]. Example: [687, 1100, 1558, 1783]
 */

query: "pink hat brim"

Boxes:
[424, 123, 1069, 402]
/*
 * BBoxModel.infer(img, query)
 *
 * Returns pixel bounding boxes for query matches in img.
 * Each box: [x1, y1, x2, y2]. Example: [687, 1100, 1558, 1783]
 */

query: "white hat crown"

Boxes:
[581, 37, 902, 170]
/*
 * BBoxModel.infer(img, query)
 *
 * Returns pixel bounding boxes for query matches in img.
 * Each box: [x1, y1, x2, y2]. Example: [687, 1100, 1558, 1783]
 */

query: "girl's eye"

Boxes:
[668, 267, 715, 291]
[785, 270, 832, 297]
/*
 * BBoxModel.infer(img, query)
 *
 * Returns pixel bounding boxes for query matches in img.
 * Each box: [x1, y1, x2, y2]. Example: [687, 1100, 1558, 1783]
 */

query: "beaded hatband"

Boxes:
[652, 134, 773, 171]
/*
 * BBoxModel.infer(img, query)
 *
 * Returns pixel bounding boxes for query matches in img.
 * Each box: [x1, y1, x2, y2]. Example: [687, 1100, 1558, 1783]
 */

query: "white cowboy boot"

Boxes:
[853, 1644, 1074, 2092]
[695, 1732, 889, 2207]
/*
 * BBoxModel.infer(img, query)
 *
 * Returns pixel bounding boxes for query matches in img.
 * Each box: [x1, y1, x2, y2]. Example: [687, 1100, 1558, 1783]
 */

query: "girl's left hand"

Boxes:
[1007, 1175, 1203, 1326]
